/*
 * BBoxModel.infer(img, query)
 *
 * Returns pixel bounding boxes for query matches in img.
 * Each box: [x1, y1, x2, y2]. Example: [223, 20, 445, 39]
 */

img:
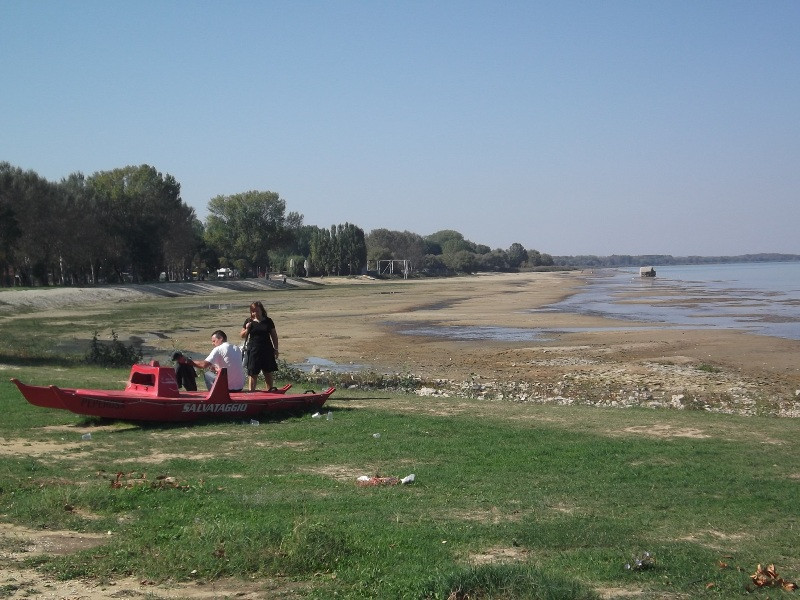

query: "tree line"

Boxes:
[551, 253, 800, 268]
[0, 162, 552, 287]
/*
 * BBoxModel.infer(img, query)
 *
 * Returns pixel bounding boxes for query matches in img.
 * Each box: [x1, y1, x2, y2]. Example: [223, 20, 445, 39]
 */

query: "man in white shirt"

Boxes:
[190, 330, 246, 391]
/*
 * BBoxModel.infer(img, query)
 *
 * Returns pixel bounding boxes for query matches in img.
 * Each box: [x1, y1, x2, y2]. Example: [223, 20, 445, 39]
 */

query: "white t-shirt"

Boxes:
[204, 342, 246, 391]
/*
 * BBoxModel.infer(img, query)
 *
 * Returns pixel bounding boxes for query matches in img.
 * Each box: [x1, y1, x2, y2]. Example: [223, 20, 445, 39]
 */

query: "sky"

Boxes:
[2, 1, 799, 257]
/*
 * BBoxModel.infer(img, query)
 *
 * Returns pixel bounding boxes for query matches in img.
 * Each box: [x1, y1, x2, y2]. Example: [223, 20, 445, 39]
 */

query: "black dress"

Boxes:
[243, 317, 277, 376]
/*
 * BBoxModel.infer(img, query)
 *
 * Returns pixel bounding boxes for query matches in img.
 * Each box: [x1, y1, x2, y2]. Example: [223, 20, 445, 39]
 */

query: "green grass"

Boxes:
[1, 365, 799, 599]
[1, 286, 798, 598]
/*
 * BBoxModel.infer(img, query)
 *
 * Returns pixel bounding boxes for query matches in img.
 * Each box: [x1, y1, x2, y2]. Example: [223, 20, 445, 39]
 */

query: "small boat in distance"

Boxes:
[639, 266, 656, 278]
[11, 361, 334, 423]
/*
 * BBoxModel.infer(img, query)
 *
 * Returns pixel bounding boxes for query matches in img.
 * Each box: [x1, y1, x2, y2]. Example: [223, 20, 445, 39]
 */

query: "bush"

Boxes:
[85, 330, 143, 367]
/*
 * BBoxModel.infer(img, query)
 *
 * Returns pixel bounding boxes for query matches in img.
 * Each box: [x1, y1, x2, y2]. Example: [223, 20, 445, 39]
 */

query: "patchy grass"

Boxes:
[1, 283, 799, 598]
[2, 364, 799, 599]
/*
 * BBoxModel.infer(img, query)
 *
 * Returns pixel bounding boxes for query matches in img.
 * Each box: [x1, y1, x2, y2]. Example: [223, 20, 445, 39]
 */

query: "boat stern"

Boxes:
[10, 378, 67, 409]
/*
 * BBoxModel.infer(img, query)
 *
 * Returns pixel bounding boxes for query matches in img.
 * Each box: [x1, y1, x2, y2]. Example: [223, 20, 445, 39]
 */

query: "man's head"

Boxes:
[211, 330, 227, 346]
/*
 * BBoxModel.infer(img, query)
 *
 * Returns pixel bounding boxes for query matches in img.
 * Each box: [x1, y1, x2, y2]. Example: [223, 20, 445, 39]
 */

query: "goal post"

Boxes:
[372, 259, 410, 279]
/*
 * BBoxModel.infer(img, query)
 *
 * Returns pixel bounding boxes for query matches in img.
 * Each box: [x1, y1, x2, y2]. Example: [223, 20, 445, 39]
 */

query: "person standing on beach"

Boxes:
[240, 301, 279, 391]
[190, 330, 246, 391]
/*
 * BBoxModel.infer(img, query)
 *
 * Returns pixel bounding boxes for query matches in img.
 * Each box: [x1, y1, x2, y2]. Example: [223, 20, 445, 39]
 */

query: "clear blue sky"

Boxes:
[3, 1, 799, 256]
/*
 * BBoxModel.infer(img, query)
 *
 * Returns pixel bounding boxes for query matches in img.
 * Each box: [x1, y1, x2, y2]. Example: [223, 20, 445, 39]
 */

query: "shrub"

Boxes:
[85, 330, 143, 367]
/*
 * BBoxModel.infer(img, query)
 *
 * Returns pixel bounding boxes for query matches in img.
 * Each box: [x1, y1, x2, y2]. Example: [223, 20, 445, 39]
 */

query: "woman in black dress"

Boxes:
[240, 301, 279, 391]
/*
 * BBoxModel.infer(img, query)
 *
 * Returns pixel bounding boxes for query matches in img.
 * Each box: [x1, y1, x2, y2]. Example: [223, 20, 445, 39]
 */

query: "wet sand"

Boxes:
[277, 271, 800, 416]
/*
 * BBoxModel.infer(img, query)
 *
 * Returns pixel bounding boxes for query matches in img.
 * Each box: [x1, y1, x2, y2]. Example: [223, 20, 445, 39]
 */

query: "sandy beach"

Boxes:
[286, 271, 800, 416]
[2, 271, 798, 416]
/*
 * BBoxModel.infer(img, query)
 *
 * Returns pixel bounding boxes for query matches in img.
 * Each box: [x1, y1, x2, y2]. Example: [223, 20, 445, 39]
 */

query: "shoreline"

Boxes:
[297, 272, 800, 417]
[2, 271, 799, 417]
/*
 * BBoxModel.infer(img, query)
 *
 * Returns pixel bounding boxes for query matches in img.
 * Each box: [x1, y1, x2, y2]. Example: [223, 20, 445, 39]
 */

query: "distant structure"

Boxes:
[372, 259, 410, 279]
[639, 266, 656, 278]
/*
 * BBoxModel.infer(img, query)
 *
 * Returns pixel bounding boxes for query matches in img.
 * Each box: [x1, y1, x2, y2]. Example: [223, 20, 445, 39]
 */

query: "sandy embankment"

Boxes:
[2, 272, 799, 416]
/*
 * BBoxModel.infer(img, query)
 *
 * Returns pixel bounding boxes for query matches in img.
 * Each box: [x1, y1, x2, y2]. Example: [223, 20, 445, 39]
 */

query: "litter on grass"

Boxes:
[357, 473, 415, 486]
[625, 552, 655, 571]
[749, 564, 798, 591]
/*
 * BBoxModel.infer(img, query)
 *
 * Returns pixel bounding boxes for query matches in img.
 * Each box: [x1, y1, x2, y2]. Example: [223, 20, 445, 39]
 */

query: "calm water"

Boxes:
[401, 262, 800, 342]
[549, 262, 800, 340]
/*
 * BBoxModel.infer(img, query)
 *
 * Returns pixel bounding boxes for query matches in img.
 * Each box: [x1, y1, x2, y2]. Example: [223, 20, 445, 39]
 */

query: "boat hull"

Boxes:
[44, 387, 333, 422]
[11, 362, 334, 423]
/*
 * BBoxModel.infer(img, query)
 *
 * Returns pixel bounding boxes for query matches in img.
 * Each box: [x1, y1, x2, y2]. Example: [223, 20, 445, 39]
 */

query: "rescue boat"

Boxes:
[10, 361, 335, 422]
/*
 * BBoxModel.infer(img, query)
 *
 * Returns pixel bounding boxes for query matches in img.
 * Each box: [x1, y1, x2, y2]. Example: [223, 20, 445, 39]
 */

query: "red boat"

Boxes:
[10, 361, 335, 422]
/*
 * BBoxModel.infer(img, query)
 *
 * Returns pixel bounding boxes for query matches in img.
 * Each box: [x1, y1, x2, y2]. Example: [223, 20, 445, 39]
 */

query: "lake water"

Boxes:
[401, 262, 800, 343]
[548, 262, 800, 340]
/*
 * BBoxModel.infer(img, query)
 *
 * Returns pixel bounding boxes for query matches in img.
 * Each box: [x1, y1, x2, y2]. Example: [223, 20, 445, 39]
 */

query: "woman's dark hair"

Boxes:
[250, 301, 267, 317]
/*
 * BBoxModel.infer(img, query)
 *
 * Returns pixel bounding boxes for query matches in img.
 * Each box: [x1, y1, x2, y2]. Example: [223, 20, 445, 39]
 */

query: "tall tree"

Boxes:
[87, 165, 185, 282]
[58, 172, 108, 284]
[0, 162, 63, 285]
[204, 190, 292, 276]
[309, 227, 334, 275]
[507, 242, 528, 269]
[336, 223, 367, 275]
[163, 204, 204, 280]
[0, 163, 23, 285]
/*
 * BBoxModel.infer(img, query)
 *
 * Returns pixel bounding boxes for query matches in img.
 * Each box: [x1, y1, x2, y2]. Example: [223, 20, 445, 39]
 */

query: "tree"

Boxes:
[420, 254, 448, 275]
[204, 190, 293, 277]
[444, 250, 478, 273]
[308, 223, 367, 276]
[269, 212, 307, 274]
[507, 243, 528, 269]
[309, 227, 335, 275]
[58, 172, 111, 284]
[366, 229, 426, 272]
[0, 163, 23, 285]
[479, 250, 509, 272]
[86, 165, 186, 282]
[0, 163, 64, 285]
[337, 223, 367, 275]
[527, 249, 554, 267]
[163, 204, 204, 280]
[426, 230, 476, 254]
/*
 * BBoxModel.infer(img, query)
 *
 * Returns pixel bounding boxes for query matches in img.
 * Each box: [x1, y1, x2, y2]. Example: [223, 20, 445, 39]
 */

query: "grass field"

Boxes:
[2, 367, 798, 599]
[1, 287, 799, 599]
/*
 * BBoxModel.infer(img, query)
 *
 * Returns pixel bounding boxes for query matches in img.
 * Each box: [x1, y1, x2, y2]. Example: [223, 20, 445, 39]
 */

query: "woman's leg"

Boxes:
[265, 370, 274, 390]
[247, 374, 257, 391]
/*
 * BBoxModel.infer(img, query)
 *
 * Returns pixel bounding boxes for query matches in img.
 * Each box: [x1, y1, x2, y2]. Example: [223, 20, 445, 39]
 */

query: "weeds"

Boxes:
[84, 330, 143, 367]
[276, 360, 423, 393]
[421, 564, 601, 600]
